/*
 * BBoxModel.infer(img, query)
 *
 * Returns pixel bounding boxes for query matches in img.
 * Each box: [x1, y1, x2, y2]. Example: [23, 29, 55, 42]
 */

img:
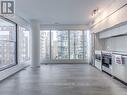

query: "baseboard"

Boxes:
[113, 76, 127, 86]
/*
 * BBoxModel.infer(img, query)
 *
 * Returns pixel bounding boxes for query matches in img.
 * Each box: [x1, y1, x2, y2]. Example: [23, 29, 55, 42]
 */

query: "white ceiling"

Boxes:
[15, 0, 114, 25]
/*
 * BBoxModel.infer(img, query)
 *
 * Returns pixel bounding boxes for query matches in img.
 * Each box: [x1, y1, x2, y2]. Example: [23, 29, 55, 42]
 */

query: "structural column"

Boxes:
[31, 20, 40, 67]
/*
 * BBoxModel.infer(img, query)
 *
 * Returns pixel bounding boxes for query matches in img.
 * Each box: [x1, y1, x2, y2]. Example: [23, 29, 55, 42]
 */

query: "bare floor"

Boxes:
[0, 64, 127, 95]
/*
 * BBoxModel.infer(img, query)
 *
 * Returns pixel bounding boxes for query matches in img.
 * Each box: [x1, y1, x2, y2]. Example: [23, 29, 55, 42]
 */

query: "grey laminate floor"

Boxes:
[0, 64, 127, 95]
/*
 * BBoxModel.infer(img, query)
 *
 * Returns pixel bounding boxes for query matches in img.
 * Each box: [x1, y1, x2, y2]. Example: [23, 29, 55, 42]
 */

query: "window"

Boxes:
[40, 30, 50, 60]
[84, 30, 90, 61]
[0, 18, 16, 70]
[70, 30, 84, 59]
[84, 31, 88, 59]
[18, 26, 31, 63]
[51, 30, 69, 60]
[40, 29, 90, 62]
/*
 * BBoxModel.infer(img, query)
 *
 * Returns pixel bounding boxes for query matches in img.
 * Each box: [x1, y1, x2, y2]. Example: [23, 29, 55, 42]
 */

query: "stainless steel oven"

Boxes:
[102, 52, 112, 75]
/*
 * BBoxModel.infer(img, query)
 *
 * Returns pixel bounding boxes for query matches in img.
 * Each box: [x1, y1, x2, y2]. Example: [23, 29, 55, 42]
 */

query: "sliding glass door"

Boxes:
[0, 18, 16, 70]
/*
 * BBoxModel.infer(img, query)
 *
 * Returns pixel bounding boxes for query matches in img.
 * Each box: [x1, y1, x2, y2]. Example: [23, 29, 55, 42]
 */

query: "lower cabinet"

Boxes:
[95, 60, 102, 70]
[95, 50, 102, 70]
[112, 54, 127, 83]
[94, 51, 127, 84]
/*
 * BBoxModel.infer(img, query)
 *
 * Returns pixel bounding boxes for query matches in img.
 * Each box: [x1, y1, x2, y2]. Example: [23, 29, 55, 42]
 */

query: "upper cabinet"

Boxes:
[99, 23, 127, 39]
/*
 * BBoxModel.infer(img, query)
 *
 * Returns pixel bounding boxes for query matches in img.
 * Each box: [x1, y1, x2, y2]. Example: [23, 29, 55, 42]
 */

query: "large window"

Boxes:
[40, 30, 50, 60]
[70, 30, 83, 59]
[18, 26, 31, 63]
[40, 30, 90, 62]
[0, 18, 16, 70]
[84, 31, 88, 60]
[51, 30, 69, 60]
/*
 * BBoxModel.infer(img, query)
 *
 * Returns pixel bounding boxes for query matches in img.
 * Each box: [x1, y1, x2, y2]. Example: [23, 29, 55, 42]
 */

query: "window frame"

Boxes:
[40, 29, 87, 61]
[18, 26, 31, 63]
[0, 16, 18, 71]
[51, 30, 69, 60]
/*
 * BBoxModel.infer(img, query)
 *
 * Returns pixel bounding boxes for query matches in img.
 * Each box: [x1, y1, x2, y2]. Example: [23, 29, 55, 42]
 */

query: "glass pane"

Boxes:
[84, 31, 89, 61]
[0, 41, 16, 69]
[40, 30, 50, 60]
[18, 27, 31, 63]
[0, 18, 16, 70]
[70, 30, 83, 59]
[0, 19, 16, 42]
[70, 32, 75, 59]
[51, 30, 69, 60]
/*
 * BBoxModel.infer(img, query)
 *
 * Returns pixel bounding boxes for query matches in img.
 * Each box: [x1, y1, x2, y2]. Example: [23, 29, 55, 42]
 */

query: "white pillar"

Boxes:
[31, 20, 40, 67]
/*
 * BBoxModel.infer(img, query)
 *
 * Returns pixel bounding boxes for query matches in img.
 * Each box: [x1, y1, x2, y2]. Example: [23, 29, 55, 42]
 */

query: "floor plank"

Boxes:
[0, 64, 127, 95]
